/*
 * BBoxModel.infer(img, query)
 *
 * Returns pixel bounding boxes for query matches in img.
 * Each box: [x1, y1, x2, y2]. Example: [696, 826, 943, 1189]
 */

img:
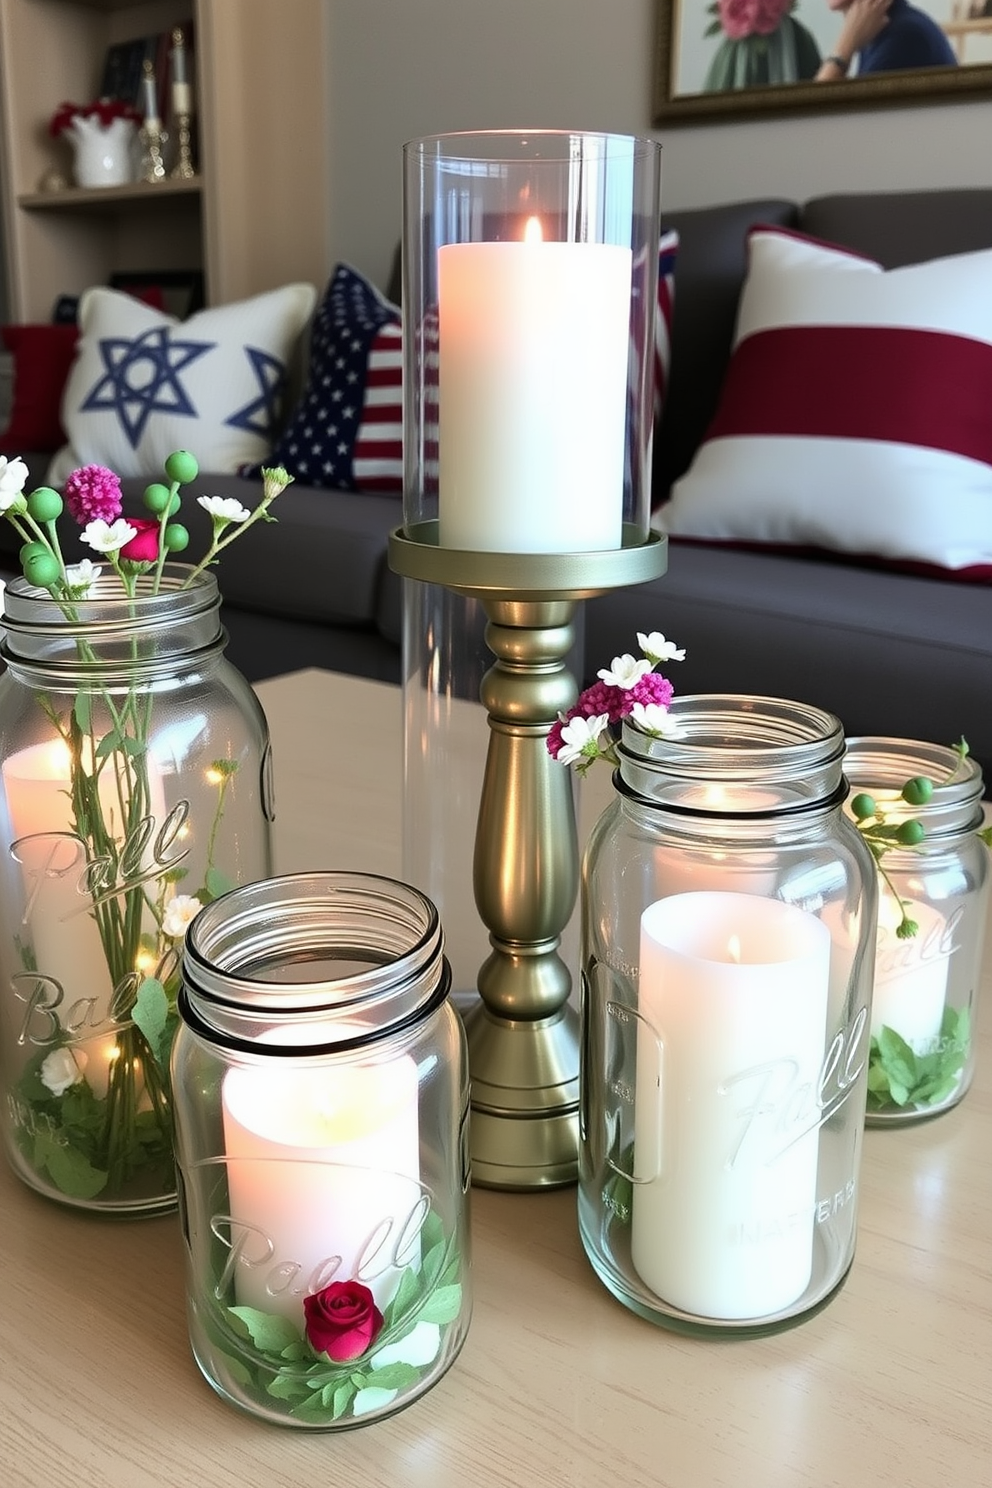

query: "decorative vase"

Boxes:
[0, 567, 274, 1216]
[578, 695, 877, 1335]
[844, 736, 990, 1123]
[172, 871, 472, 1428]
[65, 114, 136, 188]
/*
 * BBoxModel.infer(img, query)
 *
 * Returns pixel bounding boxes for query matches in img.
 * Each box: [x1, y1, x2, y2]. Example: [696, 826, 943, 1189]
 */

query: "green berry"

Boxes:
[163, 523, 190, 552]
[19, 540, 48, 567]
[26, 486, 63, 523]
[143, 482, 172, 515]
[901, 776, 934, 807]
[896, 820, 926, 847]
[168, 493, 181, 516]
[22, 548, 61, 588]
[850, 792, 876, 822]
[164, 450, 198, 486]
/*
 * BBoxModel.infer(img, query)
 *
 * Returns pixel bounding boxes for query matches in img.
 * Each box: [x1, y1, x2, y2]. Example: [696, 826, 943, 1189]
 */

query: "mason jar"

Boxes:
[578, 695, 878, 1336]
[171, 871, 472, 1429]
[844, 736, 989, 1124]
[0, 568, 273, 1216]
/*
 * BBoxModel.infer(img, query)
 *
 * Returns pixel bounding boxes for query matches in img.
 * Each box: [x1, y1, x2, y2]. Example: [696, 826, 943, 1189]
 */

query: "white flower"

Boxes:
[162, 894, 203, 938]
[557, 713, 610, 767]
[598, 653, 653, 690]
[80, 518, 137, 554]
[64, 559, 102, 593]
[630, 701, 682, 737]
[637, 631, 686, 664]
[197, 495, 251, 523]
[40, 1047, 84, 1097]
[0, 455, 29, 512]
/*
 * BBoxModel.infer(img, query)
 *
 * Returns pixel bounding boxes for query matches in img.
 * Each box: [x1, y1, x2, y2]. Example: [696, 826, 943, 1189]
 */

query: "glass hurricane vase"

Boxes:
[0, 568, 273, 1216]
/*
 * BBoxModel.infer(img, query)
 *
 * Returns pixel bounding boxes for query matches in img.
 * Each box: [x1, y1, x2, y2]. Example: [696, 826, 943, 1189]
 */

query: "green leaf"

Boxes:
[416, 1283, 462, 1326]
[228, 1306, 304, 1355]
[94, 730, 123, 760]
[205, 866, 235, 901]
[74, 690, 91, 733]
[131, 978, 172, 1072]
[363, 1361, 419, 1391]
[37, 1132, 108, 1199]
[267, 1372, 311, 1401]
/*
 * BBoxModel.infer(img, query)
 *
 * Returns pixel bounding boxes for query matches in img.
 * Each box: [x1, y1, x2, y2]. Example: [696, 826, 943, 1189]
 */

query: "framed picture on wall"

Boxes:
[654, 0, 992, 121]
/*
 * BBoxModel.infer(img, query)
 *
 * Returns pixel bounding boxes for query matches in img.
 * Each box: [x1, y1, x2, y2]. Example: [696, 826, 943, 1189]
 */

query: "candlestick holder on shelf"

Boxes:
[169, 27, 196, 179]
[169, 112, 196, 179]
[394, 131, 664, 1189]
[139, 119, 168, 183]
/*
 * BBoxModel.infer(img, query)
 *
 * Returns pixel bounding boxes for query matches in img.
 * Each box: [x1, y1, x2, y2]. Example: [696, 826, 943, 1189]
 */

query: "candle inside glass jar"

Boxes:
[632, 891, 830, 1320]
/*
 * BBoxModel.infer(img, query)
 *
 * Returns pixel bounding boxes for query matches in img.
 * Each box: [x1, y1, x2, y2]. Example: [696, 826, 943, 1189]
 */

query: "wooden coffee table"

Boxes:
[1, 668, 989, 1487]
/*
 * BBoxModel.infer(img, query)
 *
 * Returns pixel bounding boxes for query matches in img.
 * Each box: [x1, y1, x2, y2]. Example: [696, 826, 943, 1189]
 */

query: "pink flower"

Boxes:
[303, 1280, 384, 1363]
[64, 465, 123, 526]
[118, 518, 160, 562]
[718, 0, 791, 39]
[628, 672, 675, 711]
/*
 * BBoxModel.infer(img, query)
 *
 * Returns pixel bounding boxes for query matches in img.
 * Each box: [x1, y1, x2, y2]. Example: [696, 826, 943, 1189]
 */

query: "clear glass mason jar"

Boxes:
[844, 736, 989, 1125]
[171, 871, 472, 1430]
[578, 695, 878, 1336]
[0, 568, 273, 1217]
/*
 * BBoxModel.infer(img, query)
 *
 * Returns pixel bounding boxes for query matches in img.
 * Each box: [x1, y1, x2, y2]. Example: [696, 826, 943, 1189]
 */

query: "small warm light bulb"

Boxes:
[523, 216, 543, 244]
[135, 948, 157, 975]
[205, 766, 224, 786]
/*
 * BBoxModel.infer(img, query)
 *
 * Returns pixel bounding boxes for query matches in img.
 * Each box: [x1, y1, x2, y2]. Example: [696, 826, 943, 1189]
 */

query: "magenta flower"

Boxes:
[547, 634, 686, 771]
[304, 1279, 384, 1363]
[64, 465, 124, 526]
[118, 518, 160, 563]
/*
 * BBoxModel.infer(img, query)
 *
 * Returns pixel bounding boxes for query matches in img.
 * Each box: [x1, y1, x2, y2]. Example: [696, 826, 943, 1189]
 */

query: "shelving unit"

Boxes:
[0, 0, 330, 322]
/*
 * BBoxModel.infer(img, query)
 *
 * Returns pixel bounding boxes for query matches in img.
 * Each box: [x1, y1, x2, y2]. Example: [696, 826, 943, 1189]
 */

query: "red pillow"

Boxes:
[0, 323, 80, 454]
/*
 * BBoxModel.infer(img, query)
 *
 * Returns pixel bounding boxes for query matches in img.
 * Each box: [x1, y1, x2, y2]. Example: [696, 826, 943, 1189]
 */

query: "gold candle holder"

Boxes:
[389, 524, 667, 1188]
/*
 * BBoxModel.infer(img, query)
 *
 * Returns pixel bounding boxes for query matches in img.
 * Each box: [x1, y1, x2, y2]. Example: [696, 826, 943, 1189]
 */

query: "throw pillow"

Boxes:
[0, 323, 79, 454]
[248, 262, 403, 493]
[659, 228, 992, 580]
[256, 236, 680, 497]
[47, 282, 317, 482]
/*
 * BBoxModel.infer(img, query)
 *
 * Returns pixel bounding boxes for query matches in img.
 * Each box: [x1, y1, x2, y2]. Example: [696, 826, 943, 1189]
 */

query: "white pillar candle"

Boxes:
[632, 891, 831, 1320]
[437, 221, 631, 553]
[2, 738, 166, 1095]
[222, 1043, 422, 1323]
[871, 894, 950, 1054]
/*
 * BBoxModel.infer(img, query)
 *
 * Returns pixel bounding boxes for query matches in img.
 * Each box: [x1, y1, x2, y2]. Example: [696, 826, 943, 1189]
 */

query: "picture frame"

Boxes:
[108, 270, 206, 319]
[654, 0, 992, 122]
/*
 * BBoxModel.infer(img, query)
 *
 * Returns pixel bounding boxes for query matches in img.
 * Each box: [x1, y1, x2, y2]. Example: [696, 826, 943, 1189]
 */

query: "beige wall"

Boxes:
[325, 0, 992, 292]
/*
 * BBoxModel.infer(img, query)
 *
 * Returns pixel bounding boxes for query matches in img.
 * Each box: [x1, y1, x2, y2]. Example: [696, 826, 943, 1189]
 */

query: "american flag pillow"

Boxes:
[259, 241, 678, 496]
[253, 262, 403, 493]
[661, 227, 992, 580]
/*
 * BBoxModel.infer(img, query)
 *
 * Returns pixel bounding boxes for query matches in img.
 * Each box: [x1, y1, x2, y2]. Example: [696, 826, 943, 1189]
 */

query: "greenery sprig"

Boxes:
[850, 737, 991, 939]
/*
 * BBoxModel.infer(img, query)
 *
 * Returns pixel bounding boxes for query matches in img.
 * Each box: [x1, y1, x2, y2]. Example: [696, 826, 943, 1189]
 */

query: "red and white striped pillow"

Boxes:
[660, 227, 992, 580]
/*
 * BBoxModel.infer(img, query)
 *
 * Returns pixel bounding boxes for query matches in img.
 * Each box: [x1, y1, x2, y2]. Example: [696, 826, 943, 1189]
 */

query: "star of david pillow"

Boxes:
[48, 282, 317, 483]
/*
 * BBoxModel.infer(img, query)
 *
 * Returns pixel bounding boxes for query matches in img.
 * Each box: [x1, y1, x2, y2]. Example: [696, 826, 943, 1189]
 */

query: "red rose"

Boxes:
[119, 518, 160, 562]
[303, 1280, 384, 1363]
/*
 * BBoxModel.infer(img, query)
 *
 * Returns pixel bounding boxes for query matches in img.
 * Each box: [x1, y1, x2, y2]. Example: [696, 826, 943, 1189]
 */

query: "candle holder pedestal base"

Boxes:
[389, 523, 667, 1189]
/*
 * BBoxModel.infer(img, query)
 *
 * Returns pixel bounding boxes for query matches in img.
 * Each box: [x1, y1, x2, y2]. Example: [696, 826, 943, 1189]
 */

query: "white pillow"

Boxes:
[49, 282, 317, 482]
[659, 229, 992, 579]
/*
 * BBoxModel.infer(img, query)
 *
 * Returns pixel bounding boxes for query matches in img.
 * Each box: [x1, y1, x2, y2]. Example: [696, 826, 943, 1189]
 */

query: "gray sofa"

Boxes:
[6, 186, 992, 782]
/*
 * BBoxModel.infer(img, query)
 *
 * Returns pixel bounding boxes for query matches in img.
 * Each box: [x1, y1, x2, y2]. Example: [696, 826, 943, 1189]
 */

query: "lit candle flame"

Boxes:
[727, 934, 742, 965]
[523, 216, 543, 244]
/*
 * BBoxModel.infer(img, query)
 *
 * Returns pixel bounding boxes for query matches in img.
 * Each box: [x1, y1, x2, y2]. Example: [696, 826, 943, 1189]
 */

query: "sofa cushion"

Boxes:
[0, 323, 79, 453]
[48, 283, 317, 483]
[251, 263, 403, 493]
[660, 226, 992, 580]
[652, 198, 798, 505]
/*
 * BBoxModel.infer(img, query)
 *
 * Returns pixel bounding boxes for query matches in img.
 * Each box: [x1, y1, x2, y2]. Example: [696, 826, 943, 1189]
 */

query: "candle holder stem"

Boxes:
[389, 524, 667, 1188]
[467, 597, 582, 1188]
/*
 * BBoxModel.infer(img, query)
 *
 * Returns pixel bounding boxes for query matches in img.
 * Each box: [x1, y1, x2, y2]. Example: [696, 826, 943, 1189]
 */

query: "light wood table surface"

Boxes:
[1, 669, 990, 1487]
